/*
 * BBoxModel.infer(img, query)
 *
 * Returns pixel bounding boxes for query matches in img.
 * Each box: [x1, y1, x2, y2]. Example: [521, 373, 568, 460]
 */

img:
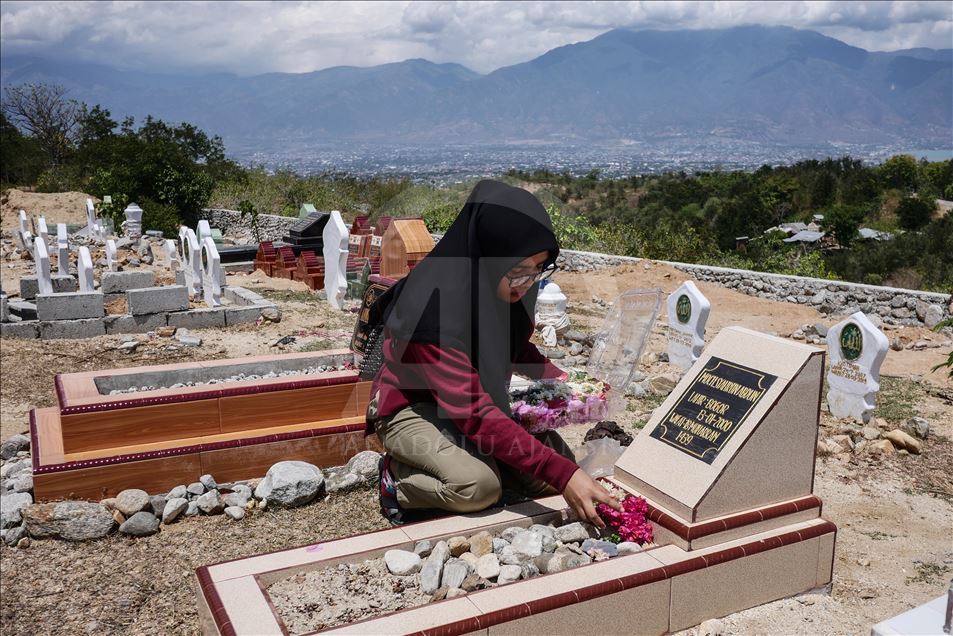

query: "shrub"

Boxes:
[140, 197, 183, 238]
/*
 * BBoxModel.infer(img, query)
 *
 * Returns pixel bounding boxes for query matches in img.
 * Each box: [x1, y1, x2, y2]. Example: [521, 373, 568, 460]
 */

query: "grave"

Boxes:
[77, 247, 95, 293]
[123, 203, 143, 240]
[180, 227, 204, 296]
[254, 240, 278, 276]
[274, 246, 298, 280]
[298, 203, 318, 219]
[323, 211, 349, 311]
[29, 350, 376, 501]
[164, 239, 180, 271]
[56, 224, 70, 275]
[380, 218, 433, 279]
[37, 216, 49, 244]
[284, 211, 330, 251]
[666, 281, 711, 371]
[826, 312, 889, 422]
[202, 237, 223, 308]
[294, 251, 325, 291]
[351, 214, 371, 235]
[105, 239, 119, 272]
[196, 327, 834, 635]
[34, 237, 53, 296]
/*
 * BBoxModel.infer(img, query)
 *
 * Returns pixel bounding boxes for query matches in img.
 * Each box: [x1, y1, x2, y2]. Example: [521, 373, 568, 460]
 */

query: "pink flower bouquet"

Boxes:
[597, 494, 654, 544]
[510, 371, 609, 434]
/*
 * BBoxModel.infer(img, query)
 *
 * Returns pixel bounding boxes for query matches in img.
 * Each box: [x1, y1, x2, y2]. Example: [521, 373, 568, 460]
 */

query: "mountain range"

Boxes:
[2, 25, 950, 148]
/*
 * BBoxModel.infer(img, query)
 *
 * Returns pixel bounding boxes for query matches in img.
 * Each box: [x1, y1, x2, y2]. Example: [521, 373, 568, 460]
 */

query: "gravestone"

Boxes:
[666, 281, 711, 371]
[164, 240, 180, 271]
[298, 203, 317, 219]
[105, 239, 119, 272]
[77, 247, 95, 293]
[56, 224, 69, 275]
[201, 237, 222, 308]
[34, 237, 53, 296]
[123, 203, 143, 240]
[37, 217, 49, 244]
[197, 220, 212, 243]
[826, 312, 889, 422]
[85, 199, 97, 230]
[322, 210, 349, 311]
[284, 211, 329, 251]
[587, 288, 663, 395]
[616, 327, 824, 522]
[178, 227, 203, 296]
[18, 209, 30, 235]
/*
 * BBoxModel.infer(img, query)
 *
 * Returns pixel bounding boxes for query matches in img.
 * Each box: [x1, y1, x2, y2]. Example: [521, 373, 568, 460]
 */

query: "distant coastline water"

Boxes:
[905, 149, 953, 161]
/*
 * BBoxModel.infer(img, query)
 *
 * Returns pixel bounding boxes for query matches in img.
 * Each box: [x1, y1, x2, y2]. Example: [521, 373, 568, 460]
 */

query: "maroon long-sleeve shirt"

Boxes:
[369, 333, 579, 492]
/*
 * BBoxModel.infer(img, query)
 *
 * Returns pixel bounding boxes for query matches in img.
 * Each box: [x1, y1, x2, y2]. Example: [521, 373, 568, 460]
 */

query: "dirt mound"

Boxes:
[1, 189, 97, 231]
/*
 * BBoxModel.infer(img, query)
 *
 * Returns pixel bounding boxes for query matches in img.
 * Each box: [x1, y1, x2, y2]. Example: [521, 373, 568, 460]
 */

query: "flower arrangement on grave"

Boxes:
[597, 494, 654, 545]
[509, 370, 609, 434]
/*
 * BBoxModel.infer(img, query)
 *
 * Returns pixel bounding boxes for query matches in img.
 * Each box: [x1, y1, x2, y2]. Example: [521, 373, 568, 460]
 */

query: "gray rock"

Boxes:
[345, 450, 381, 482]
[616, 542, 643, 555]
[492, 537, 509, 554]
[814, 322, 829, 337]
[903, 417, 930, 440]
[149, 495, 167, 517]
[446, 587, 467, 599]
[223, 491, 250, 508]
[3, 524, 27, 546]
[325, 472, 361, 493]
[497, 564, 522, 585]
[441, 558, 471, 590]
[861, 426, 881, 441]
[553, 521, 595, 544]
[468, 530, 494, 557]
[510, 530, 543, 559]
[519, 562, 540, 579]
[384, 549, 422, 576]
[187, 482, 205, 496]
[924, 304, 945, 329]
[9, 472, 33, 493]
[196, 489, 225, 515]
[199, 474, 218, 490]
[0, 434, 30, 460]
[167, 485, 188, 500]
[698, 618, 726, 636]
[114, 489, 150, 517]
[581, 538, 619, 558]
[1, 492, 33, 528]
[254, 461, 324, 508]
[22, 501, 114, 541]
[568, 342, 583, 356]
[500, 526, 525, 543]
[185, 501, 199, 517]
[414, 540, 433, 558]
[162, 498, 188, 524]
[260, 306, 281, 323]
[419, 541, 450, 594]
[537, 546, 591, 573]
[119, 511, 160, 537]
[476, 553, 501, 580]
[528, 524, 556, 552]
[0, 459, 29, 479]
[224, 506, 245, 521]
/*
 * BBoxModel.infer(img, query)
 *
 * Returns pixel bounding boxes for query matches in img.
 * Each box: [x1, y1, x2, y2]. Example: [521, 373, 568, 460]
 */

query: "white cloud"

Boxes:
[0, 0, 949, 76]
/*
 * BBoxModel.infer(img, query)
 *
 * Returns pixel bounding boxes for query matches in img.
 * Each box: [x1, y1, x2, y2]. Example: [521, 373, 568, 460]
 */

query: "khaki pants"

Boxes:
[375, 402, 575, 513]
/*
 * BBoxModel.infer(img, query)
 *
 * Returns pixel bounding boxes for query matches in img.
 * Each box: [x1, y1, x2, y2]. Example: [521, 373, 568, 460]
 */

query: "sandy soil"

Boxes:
[1, 189, 97, 229]
[1, 210, 951, 634]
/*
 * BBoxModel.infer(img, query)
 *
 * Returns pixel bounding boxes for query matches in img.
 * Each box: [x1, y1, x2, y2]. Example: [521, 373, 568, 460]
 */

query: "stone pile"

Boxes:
[106, 363, 353, 394]
[817, 416, 930, 458]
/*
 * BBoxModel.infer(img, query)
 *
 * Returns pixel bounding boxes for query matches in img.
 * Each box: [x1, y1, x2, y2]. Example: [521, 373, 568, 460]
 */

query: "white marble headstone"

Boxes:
[201, 237, 222, 308]
[179, 226, 203, 296]
[85, 199, 97, 230]
[105, 239, 119, 272]
[37, 217, 49, 244]
[197, 220, 212, 242]
[826, 312, 889, 422]
[164, 239, 180, 271]
[18, 210, 29, 235]
[123, 203, 143, 240]
[56, 223, 69, 275]
[34, 237, 53, 296]
[322, 210, 349, 311]
[666, 280, 711, 371]
[78, 246, 95, 292]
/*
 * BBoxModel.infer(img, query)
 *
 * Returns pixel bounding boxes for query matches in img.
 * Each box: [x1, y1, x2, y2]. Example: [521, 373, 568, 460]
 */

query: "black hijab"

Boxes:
[376, 179, 559, 412]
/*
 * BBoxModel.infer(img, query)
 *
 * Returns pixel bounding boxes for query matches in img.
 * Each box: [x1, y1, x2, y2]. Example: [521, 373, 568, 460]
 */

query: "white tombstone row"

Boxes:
[123, 203, 143, 240]
[666, 280, 711, 371]
[105, 239, 119, 272]
[56, 224, 69, 275]
[37, 217, 49, 244]
[179, 226, 203, 296]
[15, 211, 33, 254]
[34, 237, 53, 296]
[322, 210, 349, 311]
[77, 246, 95, 292]
[164, 239, 180, 271]
[201, 236, 222, 308]
[826, 311, 889, 422]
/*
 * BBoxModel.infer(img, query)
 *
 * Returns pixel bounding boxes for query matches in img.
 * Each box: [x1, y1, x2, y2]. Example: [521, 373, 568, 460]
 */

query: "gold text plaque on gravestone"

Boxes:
[650, 357, 777, 464]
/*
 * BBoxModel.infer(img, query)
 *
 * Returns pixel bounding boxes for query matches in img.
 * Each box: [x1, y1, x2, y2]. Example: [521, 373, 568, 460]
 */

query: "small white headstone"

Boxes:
[322, 210, 349, 310]
[197, 220, 212, 242]
[15, 229, 33, 253]
[56, 224, 69, 275]
[78, 246, 95, 292]
[179, 226, 203, 296]
[826, 312, 889, 422]
[105, 239, 119, 272]
[201, 237, 222, 308]
[666, 281, 711, 371]
[18, 210, 29, 235]
[122, 203, 143, 240]
[34, 237, 53, 296]
[85, 199, 97, 230]
[37, 217, 49, 244]
[164, 239, 180, 271]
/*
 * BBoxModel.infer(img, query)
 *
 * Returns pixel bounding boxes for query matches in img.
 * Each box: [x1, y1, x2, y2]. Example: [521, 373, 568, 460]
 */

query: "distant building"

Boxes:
[783, 230, 825, 244]
[764, 222, 807, 236]
[857, 228, 893, 241]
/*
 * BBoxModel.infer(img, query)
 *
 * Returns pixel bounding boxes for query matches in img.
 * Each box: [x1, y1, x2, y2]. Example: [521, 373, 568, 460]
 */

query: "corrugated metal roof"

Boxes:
[783, 230, 825, 243]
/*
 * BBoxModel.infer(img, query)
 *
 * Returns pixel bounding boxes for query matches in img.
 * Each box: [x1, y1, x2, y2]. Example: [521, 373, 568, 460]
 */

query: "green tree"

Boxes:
[824, 204, 866, 247]
[879, 155, 918, 192]
[896, 196, 935, 231]
[0, 112, 47, 186]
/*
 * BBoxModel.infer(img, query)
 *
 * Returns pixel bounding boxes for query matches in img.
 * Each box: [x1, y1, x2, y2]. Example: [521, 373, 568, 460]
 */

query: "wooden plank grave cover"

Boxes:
[614, 327, 825, 523]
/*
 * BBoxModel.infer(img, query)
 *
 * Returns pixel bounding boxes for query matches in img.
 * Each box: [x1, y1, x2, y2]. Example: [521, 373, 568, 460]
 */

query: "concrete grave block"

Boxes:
[168, 308, 225, 329]
[36, 292, 105, 321]
[19, 274, 77, 300]
[224, 305, 268, 326]
[0, 291, 7, 322]
[1, 321, 39, 339]
[127, 285, 189, 315]
[100, 271, 155, 294]
[666, 280, 711, 371]
[8, 300, 37, 320]
[39, 318, 106, 339]
[104, 313, 167, 334]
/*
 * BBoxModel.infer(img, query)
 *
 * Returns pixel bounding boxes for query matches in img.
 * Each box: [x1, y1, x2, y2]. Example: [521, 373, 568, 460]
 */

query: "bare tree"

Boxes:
[1, 83, 81, 165]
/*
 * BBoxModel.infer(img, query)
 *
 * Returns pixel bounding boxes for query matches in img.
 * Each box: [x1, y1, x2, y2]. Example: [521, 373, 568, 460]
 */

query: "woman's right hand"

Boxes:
[562, 468, 621, 528]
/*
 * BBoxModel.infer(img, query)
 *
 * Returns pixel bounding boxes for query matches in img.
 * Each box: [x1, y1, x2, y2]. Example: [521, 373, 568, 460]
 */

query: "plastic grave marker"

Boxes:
[34, 237, 53, 296]
[322, 210, 349, 310]
[56, 224, 69, 275]
[666, 281, 711, 371]
[164, 239, 180, 271]
[201, 236, 222, 308]
[77, 246, 95, 292]
[826, 312, 889, 422]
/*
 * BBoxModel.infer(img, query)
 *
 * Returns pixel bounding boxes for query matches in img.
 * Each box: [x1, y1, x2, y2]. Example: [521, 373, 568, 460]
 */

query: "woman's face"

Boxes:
[496, 251, 550, 303]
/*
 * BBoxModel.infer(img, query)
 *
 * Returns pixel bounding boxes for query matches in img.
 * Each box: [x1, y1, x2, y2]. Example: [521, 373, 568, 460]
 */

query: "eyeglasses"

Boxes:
[505, 264, 558, 288]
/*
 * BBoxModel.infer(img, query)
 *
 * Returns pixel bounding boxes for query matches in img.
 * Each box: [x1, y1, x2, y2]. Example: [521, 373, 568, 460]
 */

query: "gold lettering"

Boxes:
[696, 371, 764, 402]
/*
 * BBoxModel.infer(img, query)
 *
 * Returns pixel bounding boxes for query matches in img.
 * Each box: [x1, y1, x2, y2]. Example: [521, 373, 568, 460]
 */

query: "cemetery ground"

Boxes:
[1, 255, 951, 633]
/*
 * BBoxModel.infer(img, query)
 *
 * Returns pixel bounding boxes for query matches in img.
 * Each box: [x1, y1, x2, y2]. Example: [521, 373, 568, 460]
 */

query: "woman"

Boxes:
[366, 180, 619, 526]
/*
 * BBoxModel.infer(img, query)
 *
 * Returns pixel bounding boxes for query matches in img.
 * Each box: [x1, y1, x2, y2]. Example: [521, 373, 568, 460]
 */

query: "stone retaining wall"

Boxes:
[200, 209, 298, 243]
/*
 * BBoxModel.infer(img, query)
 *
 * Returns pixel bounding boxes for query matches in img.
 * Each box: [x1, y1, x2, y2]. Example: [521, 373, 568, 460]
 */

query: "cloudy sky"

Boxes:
[2, 1, 950, 76]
